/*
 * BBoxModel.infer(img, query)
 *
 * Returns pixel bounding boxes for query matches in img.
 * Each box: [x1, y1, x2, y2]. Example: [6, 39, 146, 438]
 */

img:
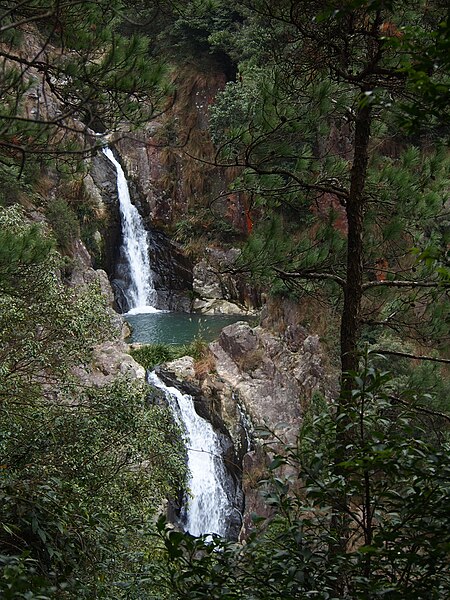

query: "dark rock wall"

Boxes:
[89, 152, 122, 275]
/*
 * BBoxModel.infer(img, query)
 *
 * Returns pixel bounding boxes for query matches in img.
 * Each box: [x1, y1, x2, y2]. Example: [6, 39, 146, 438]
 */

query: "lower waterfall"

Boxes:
[149, 372, 236, 538]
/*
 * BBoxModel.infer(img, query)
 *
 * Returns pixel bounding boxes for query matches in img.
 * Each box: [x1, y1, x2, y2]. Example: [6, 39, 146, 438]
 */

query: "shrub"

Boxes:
[131, 338, 209, 372]
[45, 198, 79, 252]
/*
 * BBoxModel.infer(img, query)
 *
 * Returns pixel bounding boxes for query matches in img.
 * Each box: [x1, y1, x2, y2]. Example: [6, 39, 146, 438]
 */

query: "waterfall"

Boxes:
[102, 147, 157, 314]
[149, 372, 235, 538]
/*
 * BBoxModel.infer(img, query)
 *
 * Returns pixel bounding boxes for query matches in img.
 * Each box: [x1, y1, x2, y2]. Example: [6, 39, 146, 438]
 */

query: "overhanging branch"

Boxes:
[378, 349, 450, 365]
[363, 280, 447, 291]
[388, 395, 450, 424]
[273, 267, 346, 288]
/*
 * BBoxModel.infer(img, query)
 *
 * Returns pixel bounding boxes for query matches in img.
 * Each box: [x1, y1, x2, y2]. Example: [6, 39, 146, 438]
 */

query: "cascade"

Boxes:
[103, 146, 241, 538]
[149, 372, 236, 538]
[102, 147, 157, 314]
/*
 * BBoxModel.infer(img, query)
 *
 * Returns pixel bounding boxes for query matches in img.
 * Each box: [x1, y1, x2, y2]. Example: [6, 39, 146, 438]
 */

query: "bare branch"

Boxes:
[378, 350, 450, 365]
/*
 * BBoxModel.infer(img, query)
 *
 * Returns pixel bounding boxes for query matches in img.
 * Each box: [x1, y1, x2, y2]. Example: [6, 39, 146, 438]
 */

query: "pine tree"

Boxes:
[206, 3, 450, 587]
[0, 0, 168, 170]
[208, 0, 450, 401]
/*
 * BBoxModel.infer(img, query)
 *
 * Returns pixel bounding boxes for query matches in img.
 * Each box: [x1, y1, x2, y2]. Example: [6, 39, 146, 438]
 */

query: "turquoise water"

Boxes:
[125, 312, 255, 345]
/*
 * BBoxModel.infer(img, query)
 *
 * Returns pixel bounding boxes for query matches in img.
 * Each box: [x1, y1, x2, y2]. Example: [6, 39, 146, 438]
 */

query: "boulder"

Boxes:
[192, 298, 253, 315]
[74, 340, 145, 387]
[193, 247, 262, 313]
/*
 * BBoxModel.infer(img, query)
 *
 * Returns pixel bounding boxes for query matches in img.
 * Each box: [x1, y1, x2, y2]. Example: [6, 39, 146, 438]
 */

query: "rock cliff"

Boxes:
[157, 317, 334, 538]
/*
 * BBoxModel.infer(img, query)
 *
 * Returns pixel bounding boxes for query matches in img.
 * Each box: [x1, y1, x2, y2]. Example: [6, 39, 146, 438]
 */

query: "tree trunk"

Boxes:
[340, 100, 372, 397]
[330, 101, 373, 592]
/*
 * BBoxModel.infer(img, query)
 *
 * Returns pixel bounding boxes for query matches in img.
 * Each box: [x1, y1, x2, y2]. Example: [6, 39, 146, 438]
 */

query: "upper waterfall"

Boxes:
[102, 146, 158, 314]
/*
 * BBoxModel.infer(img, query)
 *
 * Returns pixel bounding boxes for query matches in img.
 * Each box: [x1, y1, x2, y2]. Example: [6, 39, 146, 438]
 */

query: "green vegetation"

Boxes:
[205, 0, 450, 408]
[131, 338, 209, 371]
[155, 360, 450, 599]
[45, 198, 79, 252]
[0, 206, 187, 597]
[0, 0, 449, 597]
[149, 2, 450, 598]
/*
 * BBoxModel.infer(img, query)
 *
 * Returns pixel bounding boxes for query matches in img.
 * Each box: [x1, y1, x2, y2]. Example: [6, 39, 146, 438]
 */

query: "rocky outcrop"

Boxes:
[206, 321, 332, 538]
[193, 247, 261, 314]
[209, 322, 328, 439]
[156, 319, 333, 538]
[81, 340, 146, 386]
[68, 238, 145, 385]
[160, 318, 332, 450]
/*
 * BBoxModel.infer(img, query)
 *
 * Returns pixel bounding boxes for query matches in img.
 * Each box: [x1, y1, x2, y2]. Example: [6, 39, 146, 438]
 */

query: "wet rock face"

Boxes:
[111, 227, 193, 313]
[89, 152, 122, 275]
[147, 229, 193, 312]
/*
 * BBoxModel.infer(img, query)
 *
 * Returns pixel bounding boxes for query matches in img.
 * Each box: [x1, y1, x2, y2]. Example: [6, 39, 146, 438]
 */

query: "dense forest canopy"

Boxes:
[0, 0, 449, 598]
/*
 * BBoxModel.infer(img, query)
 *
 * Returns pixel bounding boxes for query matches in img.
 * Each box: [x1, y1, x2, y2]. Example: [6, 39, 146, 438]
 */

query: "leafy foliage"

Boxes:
[394, 13, 450, 129]
[131, 338, 209, 371]
[0, 206, 187, 597]
[45, 198, 79, 252]
[155, 361, 450, 599]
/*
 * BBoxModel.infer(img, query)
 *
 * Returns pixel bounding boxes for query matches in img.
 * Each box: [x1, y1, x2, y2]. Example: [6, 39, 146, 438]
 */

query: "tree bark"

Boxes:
[331, 102, 373, 593]
[340, 100, 372, 397]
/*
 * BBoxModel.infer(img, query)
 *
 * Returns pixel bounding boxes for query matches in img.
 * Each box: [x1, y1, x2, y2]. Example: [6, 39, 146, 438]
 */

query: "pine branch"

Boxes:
[388, 395, 450, 424]
[0, 11, 54, 33]
[245, 164, 349, 203]
[273, 267, 346, 287]
[378, 350, 450, 365]
[362, 280, 448, 290]
[183, 148, 350, 204]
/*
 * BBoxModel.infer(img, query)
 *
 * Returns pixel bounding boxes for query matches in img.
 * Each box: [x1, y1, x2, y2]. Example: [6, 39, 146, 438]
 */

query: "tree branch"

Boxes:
[388, 395, 450, 424]
[273, 267, 346, 287]
[378, 349, 450, 365]
[363, 280, 447, 290]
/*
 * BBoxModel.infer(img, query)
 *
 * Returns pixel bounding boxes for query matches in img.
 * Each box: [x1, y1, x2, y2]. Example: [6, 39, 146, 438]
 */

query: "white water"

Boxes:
[102, 147, 158, 313]
[149, 372, 233, 537]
